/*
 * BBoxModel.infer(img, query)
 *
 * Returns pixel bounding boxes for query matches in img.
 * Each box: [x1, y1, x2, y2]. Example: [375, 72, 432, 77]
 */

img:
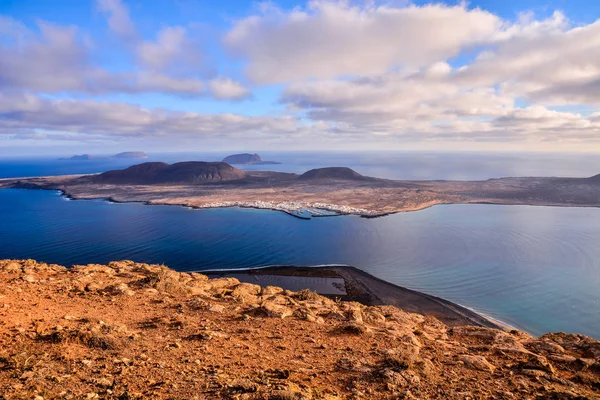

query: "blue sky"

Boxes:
[1, 0, 599, 154]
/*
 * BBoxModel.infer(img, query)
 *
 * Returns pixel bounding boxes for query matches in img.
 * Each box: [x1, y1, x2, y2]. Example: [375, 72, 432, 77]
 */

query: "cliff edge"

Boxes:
[1, 260, 599, 399]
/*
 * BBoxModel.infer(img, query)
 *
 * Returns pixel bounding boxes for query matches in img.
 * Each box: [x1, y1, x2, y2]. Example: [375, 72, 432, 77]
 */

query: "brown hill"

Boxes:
[89, 162, 246, 184]
[298, 167, 369, 181]
[1, 259, 599, 399]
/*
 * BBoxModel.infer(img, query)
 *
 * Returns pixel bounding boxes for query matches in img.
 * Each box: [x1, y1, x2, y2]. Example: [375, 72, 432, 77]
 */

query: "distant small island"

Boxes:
[60, 154, 95, 161]
[59, 151, 148, 161]
[221, 153, 280, 165]
[113, 151, 148, 159]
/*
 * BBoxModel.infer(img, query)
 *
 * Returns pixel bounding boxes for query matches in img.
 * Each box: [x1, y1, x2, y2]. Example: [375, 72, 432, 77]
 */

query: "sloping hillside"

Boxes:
[89, 162, 246, 184]
[298, 167, 370, 181]
[1, 259, 599, 399]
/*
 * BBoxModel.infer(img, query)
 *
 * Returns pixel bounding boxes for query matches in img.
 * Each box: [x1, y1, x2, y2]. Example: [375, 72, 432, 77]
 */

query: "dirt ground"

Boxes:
[1, 260, 599, 399]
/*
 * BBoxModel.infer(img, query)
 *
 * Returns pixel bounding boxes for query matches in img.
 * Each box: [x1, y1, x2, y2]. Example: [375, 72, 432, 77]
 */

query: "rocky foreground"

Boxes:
[0, 260, 599, 399]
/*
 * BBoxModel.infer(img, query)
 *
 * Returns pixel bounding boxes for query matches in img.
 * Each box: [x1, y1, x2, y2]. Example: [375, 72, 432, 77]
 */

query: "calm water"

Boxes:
[1, 152, 599, 338]
[0, 188, 599, 338]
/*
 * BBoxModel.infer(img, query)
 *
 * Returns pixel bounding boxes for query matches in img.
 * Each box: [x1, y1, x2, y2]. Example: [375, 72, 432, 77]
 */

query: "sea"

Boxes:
[0, 151, 599, 339]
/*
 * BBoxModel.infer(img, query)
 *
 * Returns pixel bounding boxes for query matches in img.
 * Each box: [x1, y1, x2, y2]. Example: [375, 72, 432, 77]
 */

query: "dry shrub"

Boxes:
[379, 346, 421, 371]
[336, 322, 369, 336]
[37, 324, 123, 350]
[130, 266, 188, 295]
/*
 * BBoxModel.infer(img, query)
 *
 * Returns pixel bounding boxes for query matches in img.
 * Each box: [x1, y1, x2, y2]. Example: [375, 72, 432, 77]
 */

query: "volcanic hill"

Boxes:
[298, 167, 370, 181]
[87, 162, 247, 184]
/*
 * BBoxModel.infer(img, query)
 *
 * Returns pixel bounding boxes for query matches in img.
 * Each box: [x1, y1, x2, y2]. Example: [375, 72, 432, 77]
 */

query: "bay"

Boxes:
[0, 188, 598, 338]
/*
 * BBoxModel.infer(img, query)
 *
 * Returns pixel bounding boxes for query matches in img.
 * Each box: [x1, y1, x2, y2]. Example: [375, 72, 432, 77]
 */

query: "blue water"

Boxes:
[0, 189, 599, 338]
[1, 152, 599, 338]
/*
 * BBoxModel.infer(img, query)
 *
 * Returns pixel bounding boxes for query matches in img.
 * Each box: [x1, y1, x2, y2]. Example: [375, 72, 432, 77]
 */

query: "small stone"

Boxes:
[95, 377, 114, 388]
[209, 304, 225, 313]
[459, 355, 495, 373]
[19, 371, 34, 380]
[261, 301, 293, 319]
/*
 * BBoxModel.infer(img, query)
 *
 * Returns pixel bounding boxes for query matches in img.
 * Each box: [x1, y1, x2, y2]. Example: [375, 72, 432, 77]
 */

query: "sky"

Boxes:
[1, 0, 600, 155]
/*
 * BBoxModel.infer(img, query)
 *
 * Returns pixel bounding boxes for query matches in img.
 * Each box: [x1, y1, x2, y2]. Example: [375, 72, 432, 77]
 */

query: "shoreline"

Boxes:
[2, 185, 600, 222]
[202, 264, 506, 330]
[1, 167, 600, 219]
[39, 187, 600, 220]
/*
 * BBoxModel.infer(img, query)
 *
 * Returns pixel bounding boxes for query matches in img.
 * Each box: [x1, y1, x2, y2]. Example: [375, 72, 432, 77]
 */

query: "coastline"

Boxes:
[40, 186, 600, 220]
[1, 167, 600, 219]
[202, 264, 506, 330]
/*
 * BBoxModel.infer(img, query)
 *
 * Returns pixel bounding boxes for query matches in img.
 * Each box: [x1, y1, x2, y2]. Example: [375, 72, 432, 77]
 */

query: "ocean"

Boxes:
[1, 151, 599, 338]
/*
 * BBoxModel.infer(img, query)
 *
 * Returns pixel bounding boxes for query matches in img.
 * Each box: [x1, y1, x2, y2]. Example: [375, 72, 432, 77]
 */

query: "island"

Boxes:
[59, 151, 148, 160]
[221, 153, 280, 165]
[59, 154, 95, 160]
[1, 258, 599, 398]
[113, 151, 148, 159]
[1, 161, 599, 219]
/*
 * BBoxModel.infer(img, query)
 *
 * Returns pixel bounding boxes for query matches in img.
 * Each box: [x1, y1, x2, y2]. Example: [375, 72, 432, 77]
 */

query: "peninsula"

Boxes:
[1, 161, 599, 218]
[1, 259, 599, 399]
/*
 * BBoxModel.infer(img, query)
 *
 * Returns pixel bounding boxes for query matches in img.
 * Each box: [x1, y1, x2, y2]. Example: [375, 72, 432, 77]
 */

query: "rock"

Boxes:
[262, 301, 293, 319]
[95, 377, 114, 387]
[518, 354, 555, 375]
[3, 261, 22, 273]
[548, 354, 577, 364]
[208, 277, 240, 290]
[527, 339, 566, 355]
[345, 305, 364, 323]
[326, 311, 346, 320]
[208, 304, 225, 313]
[262, 286, 284, 296]
[365, 309, 386, 323]
[382, 345, 421, 370]
[104, 282, 134, 296]
[190, 272, 209, 282]
[85, 282, 103, 292]
[231, 283, 262, 303]
[381, 368, 408, 389]
[72, 264, 116, 275]
[459, 355, 495, 373]
[186, 287, 209, 296]
[337, 322, 369, 336]
[230, 378, 258, 393]
[23, 275, 36, 283]
[305, 314, 324, 324]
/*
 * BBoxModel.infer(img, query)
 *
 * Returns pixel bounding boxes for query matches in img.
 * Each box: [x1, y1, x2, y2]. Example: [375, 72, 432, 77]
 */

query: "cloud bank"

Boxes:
[1, 1, 600, 151]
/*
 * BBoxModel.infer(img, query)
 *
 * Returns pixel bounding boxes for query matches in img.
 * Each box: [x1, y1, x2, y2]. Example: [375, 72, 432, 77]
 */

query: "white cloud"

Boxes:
[457, 14, 600, 105]
[225, 1, 501, 83]
[0, 11, 250, 99]
[97, 0, 137, 42]
[137, 26, 205, 75]
[3, 1, 600, 150]
[0, 92, 297, 139]
[208, 78, 252, 100]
